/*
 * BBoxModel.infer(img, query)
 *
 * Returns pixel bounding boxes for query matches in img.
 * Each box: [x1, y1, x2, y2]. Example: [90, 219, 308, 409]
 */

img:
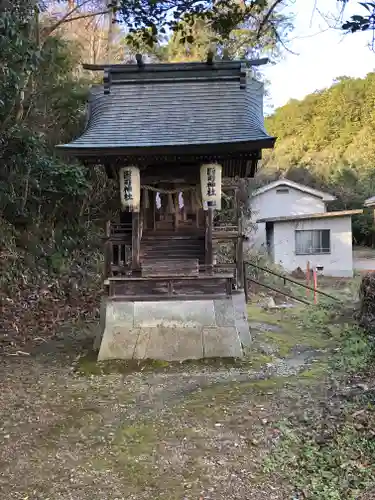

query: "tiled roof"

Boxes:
[57, 61, 274, 151]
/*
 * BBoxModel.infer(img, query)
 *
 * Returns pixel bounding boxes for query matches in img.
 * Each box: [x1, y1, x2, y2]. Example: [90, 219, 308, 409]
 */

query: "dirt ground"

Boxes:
[353, 247, 375, 260]
[0, 289, 371, 500]
[353, 247, 375, 272]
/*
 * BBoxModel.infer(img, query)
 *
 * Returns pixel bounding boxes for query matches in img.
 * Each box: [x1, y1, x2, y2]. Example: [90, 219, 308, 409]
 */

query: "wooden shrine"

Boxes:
[57, 56, 276, 361]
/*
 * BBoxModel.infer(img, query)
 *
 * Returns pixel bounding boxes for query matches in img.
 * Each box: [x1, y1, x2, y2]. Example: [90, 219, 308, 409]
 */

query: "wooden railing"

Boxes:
[103, 218, 242, 281]
[104, 221, 131, 278]
[104, 240, 131, 278]
[107, 273, 235, 300]
[108, 222, 132, 237]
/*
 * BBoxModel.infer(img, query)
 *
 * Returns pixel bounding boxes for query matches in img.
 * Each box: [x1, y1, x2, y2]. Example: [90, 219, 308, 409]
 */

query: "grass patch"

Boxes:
[248, 302, 342, 357]
[254, 300, 355, 357]
[262, 309, 375, 500]
[92, 419, 213, 497]
[179, 375, 297, 418]
[299, 360, 329, 379]
[260, 306, 335, 356]
[246, 351, 276, 369]
[264, 407, 375, 500]
[247, 303, 287, 325]
[333, 324, 374, 373]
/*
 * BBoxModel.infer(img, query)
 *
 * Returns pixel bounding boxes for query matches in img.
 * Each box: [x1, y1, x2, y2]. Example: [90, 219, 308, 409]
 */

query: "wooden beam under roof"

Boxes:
[82, 58, 269, 73]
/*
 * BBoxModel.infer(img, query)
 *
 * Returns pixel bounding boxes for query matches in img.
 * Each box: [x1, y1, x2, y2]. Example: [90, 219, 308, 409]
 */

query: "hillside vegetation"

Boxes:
[260, 73, 375, 245]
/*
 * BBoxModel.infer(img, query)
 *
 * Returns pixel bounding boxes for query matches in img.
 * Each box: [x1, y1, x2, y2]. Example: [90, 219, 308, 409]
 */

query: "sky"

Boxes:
[262, 0, 375, 111]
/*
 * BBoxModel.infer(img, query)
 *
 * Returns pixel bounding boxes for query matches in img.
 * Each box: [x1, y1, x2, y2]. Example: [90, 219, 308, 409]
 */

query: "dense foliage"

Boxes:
[261, 73, 375, 245]
[0, 4, 113, 235]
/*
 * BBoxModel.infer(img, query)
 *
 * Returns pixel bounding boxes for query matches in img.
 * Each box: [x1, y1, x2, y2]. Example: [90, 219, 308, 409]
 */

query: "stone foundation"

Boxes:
[96, 293, 250, 361]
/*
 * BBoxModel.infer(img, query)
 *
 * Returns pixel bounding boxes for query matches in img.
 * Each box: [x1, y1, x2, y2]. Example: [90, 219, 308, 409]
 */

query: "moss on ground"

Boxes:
[299, 361, 329, 379]
[247, 303, 285, 325]
[248, 300, 337, 358]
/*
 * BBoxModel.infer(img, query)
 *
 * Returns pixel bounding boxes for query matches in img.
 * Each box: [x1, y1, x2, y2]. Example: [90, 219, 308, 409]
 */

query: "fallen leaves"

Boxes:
[0, 248, 102, 354]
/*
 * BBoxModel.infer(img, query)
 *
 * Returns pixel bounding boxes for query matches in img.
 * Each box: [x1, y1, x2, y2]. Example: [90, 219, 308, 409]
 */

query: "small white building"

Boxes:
[257, 210, 362, 278]
[364, 196, 375, 207]
[249, 179, 336, 249]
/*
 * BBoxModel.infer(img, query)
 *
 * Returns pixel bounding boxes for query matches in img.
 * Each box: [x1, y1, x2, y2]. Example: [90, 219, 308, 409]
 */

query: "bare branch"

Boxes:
[256, 0, 285, 40]
[41, 0, 105, 38]
[271, 23, 298, 55]
[54, 9, 109, 24]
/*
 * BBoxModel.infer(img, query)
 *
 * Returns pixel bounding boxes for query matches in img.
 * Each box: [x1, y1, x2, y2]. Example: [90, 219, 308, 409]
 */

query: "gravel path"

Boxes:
[0, 322, 321, 500]
[354, 258, 375, 271]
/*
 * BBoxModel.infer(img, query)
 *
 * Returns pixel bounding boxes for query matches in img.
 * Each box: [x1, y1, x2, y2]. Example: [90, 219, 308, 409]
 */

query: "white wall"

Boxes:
[271, 216, 353, 278]
[249, 187, 326, 249]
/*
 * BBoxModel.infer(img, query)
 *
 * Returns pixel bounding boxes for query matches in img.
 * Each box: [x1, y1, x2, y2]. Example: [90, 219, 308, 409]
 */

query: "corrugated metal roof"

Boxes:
[257, 210, 363, 224]
[57, 74, 273, 150]
[364, 196, 375, 207]
[251, 179, 336, 201]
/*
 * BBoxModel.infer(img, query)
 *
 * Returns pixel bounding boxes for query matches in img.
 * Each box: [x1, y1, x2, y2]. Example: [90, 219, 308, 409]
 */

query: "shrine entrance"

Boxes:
[140, 189, 205, 234]
[57, 57, 276, 361]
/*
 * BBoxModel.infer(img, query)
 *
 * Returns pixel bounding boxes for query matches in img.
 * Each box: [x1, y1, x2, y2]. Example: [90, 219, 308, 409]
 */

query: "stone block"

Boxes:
[134, 300, 216, 328]
[214, 298, 235, 327]
[203, 327, 243, 358]
[96, 296, 249, 361]
[94, 297, 107, 351]
[98, 325, 140, 361]
[232, 292, 251, 347]
[106, 301, 134, 326]
[134, 327, 203, 361]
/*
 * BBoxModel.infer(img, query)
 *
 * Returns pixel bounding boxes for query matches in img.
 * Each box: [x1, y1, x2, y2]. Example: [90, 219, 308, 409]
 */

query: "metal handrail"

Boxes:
[245, 261, 340, 302]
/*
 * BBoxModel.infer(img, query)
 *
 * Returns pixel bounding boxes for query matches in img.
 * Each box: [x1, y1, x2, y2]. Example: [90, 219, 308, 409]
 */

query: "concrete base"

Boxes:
[96, 293, 250, 361]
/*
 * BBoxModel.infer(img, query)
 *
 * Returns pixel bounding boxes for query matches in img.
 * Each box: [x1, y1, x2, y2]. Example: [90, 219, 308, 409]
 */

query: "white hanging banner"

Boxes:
[200, 163, 222, 210]
[119, 166, 140, 212]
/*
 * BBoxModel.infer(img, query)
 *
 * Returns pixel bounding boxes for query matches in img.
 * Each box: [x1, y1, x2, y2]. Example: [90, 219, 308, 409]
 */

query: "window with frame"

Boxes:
[295, 229, 331, 255]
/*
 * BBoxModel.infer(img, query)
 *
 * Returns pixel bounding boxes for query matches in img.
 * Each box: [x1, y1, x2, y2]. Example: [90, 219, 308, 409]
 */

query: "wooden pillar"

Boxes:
[104, 221, 112, 280]
[173, 193, 179, 231]
[140, 189, 146, 231]
[235, 187, 244, 288]
[132, 212, 140, 271]
[236, 236, 244, 289]
[182, 192, 187, 221]
[145, 189, 155, 230]
[205, 205, 214, 272]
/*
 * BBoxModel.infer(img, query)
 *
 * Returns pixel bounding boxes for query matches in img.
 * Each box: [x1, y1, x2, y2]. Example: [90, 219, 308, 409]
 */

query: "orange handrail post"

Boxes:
[306, 261, 310, 298]
[313, 267, 318, 304]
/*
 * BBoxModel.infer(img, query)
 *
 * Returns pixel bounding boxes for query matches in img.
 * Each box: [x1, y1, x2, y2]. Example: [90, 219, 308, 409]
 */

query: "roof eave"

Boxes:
[55, 137, 277, 157]
[82, 58, 269, 73]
